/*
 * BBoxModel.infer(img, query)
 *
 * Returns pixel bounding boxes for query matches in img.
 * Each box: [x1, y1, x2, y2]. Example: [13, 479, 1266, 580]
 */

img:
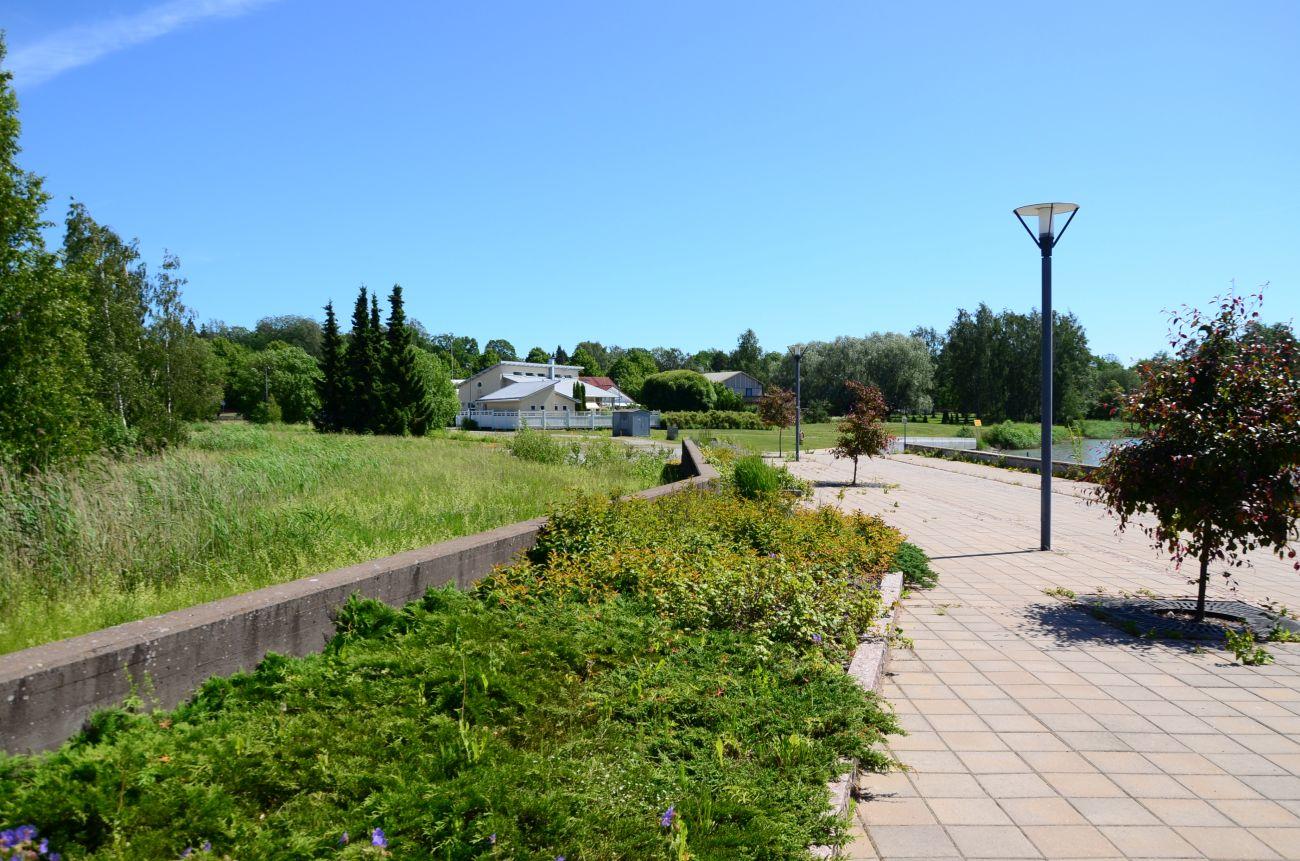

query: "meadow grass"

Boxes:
[0, 422, 662, 654]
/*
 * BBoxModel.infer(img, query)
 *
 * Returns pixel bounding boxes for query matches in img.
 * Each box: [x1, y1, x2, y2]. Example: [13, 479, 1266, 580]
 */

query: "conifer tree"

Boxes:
[381, 285, 434, 435]
[314, 301, 345, 431]
[343, 287, 383, 432]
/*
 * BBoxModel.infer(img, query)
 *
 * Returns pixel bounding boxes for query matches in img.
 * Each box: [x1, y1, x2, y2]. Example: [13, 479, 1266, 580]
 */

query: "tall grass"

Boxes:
[0, 422, 661, 654]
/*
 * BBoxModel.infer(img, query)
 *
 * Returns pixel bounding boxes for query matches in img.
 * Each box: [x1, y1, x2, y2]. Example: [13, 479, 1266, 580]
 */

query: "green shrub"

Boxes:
[893, 541, 937, 588]
[0, 490, 901, 859]
[505, 425, 565, 464]
[662, 410, 765, 429]
[803, 400, 832, 424]
[458, 416, 478, 430]
[955, 425, 975, 438]
[638, 370, 716, 411]
[980, 421, 1070, 450]
[733, 455, 783, 498]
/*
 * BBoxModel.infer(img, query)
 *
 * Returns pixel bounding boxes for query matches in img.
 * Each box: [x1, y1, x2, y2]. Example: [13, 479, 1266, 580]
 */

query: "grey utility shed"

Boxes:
[612, 409, 654, 437]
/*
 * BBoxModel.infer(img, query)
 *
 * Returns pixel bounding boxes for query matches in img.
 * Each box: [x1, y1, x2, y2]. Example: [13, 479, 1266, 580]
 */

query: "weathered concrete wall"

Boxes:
[904, 441, 1098, 479]
[0, 440, 718, 754]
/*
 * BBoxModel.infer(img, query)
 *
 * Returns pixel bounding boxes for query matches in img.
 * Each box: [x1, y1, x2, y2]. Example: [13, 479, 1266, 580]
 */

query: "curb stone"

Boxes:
[809, 569, 905, 859]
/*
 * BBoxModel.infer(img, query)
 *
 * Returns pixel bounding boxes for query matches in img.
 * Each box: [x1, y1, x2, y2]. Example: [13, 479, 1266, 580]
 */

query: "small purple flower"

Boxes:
[39, 838, 50, 855]
[811, 633, 823, 645]
[339, 832, 349, 846]
[0, 829, 14, 848]
[660, 805, 676, 828]
[202, 841, 212, 853]
[180, 850, 193, 859]
[371, 828, 387, 848]
[16, 826, 37, 843]
[488, 833, 497, 845]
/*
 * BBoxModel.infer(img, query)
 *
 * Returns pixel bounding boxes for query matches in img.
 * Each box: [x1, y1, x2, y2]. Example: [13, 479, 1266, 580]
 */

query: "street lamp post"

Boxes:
[789, 345, 805, 462]
[1013, 202, 1078, 552]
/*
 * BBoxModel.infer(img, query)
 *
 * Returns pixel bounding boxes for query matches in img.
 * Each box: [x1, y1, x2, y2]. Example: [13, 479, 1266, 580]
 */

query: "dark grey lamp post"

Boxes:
[1013, 202, 1078, 551]
[789, 344, 805, 461]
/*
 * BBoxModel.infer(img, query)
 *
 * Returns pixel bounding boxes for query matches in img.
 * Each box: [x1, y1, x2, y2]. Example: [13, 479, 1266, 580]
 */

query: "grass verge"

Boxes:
[0, 422, 665, 654]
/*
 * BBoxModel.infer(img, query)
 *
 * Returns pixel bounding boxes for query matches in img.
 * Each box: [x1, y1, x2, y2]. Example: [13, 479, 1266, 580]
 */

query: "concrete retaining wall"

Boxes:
[0, 440, 719, 754]
[903, 441, 1098, 479]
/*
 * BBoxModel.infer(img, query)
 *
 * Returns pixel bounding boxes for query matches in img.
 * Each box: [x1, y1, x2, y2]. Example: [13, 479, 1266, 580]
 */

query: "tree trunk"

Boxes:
[778, 427, 783, 457]
[1195, 538, 1211, 623]
[852, 458, 859, 486]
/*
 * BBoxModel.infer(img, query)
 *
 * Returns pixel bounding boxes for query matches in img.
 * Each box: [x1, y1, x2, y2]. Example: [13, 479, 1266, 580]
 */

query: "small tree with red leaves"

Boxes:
[832, 381, 893, 486]
[757, 386, 796, 456]
[1094, 291, 1300, 621]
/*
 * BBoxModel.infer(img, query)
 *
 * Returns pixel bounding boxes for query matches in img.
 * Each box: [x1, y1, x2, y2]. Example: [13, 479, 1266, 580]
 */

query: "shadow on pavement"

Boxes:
[1017, 601, 1208, 653]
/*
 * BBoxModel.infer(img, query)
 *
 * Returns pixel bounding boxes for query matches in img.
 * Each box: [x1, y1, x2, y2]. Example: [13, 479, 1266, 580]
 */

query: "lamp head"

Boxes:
[788, 343, 805, 359]
[1013, 202, 1079, 245]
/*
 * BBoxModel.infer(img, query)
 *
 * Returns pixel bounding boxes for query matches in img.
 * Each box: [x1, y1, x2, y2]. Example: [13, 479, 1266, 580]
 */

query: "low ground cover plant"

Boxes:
[0, 423, 662, 654]
[0, 488, 900, 859]
[894, 542, 937, 589]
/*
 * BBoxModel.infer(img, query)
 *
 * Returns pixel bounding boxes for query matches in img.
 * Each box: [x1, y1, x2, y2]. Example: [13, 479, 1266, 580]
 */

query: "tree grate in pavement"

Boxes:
[1082, 596, 1300, 640]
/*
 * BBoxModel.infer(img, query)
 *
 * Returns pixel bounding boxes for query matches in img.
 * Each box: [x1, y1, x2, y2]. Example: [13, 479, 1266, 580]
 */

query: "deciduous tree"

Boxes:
[1094, 292, 1300, 621]
[758, 386, 796, 455]
[832, 381, 893, 486]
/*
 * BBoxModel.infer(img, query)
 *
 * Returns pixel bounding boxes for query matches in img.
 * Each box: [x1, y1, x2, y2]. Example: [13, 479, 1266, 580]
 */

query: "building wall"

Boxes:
[458, 362, 582, 410]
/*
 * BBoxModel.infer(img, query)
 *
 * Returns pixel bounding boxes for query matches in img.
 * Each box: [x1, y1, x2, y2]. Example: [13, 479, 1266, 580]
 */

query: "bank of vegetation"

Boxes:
[0, 423, 664, 654]
[0, 482, 906, 859]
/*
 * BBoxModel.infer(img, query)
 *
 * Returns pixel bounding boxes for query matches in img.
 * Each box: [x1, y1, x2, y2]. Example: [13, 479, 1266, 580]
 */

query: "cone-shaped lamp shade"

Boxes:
[1015, 202, 1078, 236]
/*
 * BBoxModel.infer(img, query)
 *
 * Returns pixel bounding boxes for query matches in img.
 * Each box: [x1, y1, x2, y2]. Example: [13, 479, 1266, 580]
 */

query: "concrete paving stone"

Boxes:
[893, 732, 951, 751]
[1240, 774, 1300, 799]
[1001, 797, 1089, 825]
[909, 772, 989, 798]
[1176, 826, 1282, 859]
[909, 698, 977, 715]
[945, 825, 1042, 858]
[983, 714, 1050, 733]
[1210, 799, 1300, 827]
[1042, 772, 1128, 798]
[971, 698, 1031, 715]
[975, 772, 1059, 799]
[929, 797, 1013, 825]
[1021, 825, 1121, 858]
[860, 769, 919, 798]
[1204, 752, 1289, 775]
[1039, 713, 1108, 732]
[898, 749, 970, 773]
[1137, 797, 1234, 827]
[1095, 826, 1200, 858]
[858, 795, 938, 825]
[866, 825, 961, 858]
[1056, 732, 1132, 752]
[1021, 752, 1097, 773]
[1081, 751, 1155, 773]
[842, 829, 881, 861]
[1175, 773, 1266, 800]
[1069, 797, 1163, 825]
[927, 714, 992, 732]
[958, 751, 1033, 774]
[1108, 773, 1197, 799]
[1252, 827, 1300, 859]
[941, 731, 1011, 752]
[1143, 752, 1227, 774]
[1000, 732, 1070, 752]
[1238, 734, 1300, 755]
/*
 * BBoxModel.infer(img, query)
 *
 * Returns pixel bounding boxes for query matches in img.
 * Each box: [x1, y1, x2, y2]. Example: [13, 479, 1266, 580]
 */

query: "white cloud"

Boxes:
[8, 0, 283, 87]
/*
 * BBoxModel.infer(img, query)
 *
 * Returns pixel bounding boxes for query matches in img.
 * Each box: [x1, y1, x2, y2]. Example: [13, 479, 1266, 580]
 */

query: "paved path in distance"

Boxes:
[785, 452, 1300, 861]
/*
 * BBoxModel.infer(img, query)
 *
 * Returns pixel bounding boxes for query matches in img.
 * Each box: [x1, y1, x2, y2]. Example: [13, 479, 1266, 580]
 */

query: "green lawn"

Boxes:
[650, 419, 1135, 455]
[0, 422, 663, 654]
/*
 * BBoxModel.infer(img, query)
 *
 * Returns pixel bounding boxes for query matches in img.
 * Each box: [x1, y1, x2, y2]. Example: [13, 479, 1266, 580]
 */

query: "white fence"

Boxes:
[457, 410, 614, 431]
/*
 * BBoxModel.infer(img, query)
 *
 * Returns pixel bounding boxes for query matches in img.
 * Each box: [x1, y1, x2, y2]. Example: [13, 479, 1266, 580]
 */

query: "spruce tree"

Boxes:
[314, 301, 345, 431]
[381, 285, 434, 435]
[342, 287, 383, 432]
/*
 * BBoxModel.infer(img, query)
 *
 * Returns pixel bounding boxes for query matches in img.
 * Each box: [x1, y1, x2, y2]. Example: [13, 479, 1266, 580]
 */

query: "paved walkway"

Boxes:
[785, 452, 1300, 861]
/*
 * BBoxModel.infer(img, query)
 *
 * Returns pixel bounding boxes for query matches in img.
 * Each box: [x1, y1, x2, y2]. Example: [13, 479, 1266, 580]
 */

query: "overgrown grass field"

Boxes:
[0, 422, 664, 654]
[0, 487, 904, 859]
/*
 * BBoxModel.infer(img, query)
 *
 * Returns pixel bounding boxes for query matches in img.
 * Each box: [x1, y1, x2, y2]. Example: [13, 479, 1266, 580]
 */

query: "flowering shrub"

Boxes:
[481, 488, 900, 660]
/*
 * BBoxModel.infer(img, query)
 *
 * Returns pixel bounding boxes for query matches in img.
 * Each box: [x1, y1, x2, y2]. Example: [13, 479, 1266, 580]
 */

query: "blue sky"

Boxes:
[4, 0, 1297, 362]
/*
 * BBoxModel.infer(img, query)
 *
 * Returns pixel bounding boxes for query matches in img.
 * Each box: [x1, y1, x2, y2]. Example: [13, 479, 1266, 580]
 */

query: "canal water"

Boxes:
[1001, 438, 1134, 466]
